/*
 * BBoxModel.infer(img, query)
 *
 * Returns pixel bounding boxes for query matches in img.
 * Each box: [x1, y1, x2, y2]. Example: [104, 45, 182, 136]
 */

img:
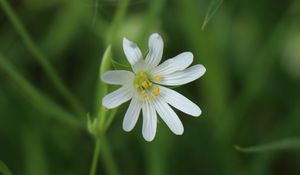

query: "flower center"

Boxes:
[134, 71, 160, 99]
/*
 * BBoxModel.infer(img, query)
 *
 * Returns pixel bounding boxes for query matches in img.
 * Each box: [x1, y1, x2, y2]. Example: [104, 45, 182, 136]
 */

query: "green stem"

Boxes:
[101, 137, 120, 175]
[22, 127, 49, 175]
[106, 0, 130, 44]
[104, 109, 117, 131]
[89, 138, 102, 175]
[90, 0, 130, 175]
[0, 160, 14, 175]
[0, 0, 85, 118]
[138, 0, 165, 46]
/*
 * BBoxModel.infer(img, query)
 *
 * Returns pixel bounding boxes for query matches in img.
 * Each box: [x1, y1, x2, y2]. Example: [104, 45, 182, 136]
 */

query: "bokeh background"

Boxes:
[1, 0, 300, 175]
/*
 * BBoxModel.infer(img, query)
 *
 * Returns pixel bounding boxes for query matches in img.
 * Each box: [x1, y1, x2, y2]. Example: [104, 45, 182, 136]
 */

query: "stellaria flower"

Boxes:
[102, 33, 206, 141]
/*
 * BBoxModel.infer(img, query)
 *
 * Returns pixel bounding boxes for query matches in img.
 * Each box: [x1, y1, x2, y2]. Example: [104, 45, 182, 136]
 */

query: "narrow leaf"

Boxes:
[97, 45, 112, 108]
[235, 138, 300, 153]
[100, 45, 113, 76]
[0, 54, 80, 128]
[201, 0, 223, 30]
[94, 45, 114, 136]
[0, 161, 13, 175]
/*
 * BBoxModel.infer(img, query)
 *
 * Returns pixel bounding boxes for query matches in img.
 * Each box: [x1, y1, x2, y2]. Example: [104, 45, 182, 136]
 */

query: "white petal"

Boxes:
[153, 97, 184, 135]
[123, 38, 143, 65]
[102, 85, 133, 109]
[132, 60, 149, 73]
[142, 99, 157, 141]
[151, 52, 193, 76]
[145, 33, 164, 67]
[159, 86, 201, 117]
[122, 93, 142, 132]
[158, 64, 206, 86]
[102, 70, 134, 85]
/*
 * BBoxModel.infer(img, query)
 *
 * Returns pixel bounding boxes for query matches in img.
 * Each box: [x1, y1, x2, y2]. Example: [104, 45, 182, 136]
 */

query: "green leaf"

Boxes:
[90, 45, 115, 137]
[98, 45, 112, 129]
[235, 138, 300, 153]
[87, 113, 97, 135]
[201, 0, 223, 30]
[0, 161, 13, 175]
[100, 45, 113, 76]
[97, 45, 112, 112]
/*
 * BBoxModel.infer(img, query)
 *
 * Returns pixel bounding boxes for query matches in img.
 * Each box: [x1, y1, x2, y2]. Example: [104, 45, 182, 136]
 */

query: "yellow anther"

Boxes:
[139, 72, 147, 78]
[153, 76, 161, 82]
[142, 81, 148, 88]
[141, 90, 146, 98]
[148, 82, 152, 87]
[153, 86, 160, 96]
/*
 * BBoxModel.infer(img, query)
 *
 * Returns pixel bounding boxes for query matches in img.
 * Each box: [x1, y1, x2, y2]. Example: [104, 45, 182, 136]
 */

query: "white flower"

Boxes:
[102, 33, 206, 142]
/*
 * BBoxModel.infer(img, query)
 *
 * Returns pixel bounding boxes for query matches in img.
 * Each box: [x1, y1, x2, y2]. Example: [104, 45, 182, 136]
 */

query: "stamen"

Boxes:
[153, 86, 160, 96]
[142, 81, 148, 88]
[139, 72, 147, 78]
[141, 90, 146, 98]
[153, 76, 161, 82]
[134, 71, 160, 100]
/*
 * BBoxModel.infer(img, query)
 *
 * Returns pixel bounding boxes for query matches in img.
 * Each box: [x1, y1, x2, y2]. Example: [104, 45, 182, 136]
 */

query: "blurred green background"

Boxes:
[1, 0, 300, 175]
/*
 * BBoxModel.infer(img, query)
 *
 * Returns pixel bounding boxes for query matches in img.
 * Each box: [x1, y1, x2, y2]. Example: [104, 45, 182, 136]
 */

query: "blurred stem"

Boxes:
[0, 54, 81, 128]
[106, 0, 130, 45]
[104, 109, 117, 131]
[101, 137, 120, 175]
[247, 97, 300, 175]
[230, 0, 300, 138]
[0, 161, 14, 175]
[89, 0, 131, 174]
[42, 0, 88, 57]
[22, 127, 49, 175]
[176, 0, 235, 174]
[235, 138, 300, 153]
[89, 137, 102, 175]
[0, 0, 85, 118]
[138, 0, 165, 46]
[146, 127, 169, 175]
[136, 1, 166, 175]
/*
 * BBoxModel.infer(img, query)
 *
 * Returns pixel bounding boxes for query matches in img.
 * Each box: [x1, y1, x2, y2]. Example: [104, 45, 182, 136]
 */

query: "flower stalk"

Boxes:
[88, 46, 118, 175]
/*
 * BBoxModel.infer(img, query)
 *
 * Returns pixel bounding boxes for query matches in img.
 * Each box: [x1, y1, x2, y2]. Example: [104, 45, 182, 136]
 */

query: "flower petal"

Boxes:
[145, 33, 164, 67]
[123, 93, 142, 132]
[132, 60, 149, 73]
[102, 85, 133, 109]
[158, 64, 206, 86]
[123, 38, 143, 65]
[102, 70, 134, 85]
[142, 99, 157, 141]
[151, 52, 193, 76]
[153, 97, 184, 135]
[159, 86, 201, 117]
